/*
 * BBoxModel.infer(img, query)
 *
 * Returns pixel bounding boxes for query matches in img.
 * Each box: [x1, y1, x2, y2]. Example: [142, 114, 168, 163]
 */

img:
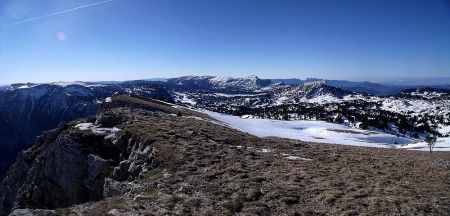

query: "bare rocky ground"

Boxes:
[2, 96, 450, 215]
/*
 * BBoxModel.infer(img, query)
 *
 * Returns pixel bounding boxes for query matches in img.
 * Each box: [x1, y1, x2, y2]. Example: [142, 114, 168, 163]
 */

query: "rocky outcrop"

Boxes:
[0, 84, 111, 179]
[0, 108, 155, 215]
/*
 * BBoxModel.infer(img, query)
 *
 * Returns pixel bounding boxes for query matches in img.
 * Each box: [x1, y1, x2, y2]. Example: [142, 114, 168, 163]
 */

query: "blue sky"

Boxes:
[0, 0, 449, 84]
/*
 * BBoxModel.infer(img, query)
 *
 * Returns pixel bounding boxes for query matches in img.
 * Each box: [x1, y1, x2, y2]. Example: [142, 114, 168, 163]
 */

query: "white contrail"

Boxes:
[1, 0, 113, 28]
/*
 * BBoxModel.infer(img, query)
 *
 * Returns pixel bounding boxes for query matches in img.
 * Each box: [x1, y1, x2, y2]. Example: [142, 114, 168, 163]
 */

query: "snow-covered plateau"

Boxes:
[204, 110, 450, 151]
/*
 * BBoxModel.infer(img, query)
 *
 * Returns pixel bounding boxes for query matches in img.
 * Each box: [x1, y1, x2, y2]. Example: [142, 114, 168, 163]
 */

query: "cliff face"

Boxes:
[1, 96, 449, 216]
[0, 84, 107, 178]
[0, 103, 157, 215]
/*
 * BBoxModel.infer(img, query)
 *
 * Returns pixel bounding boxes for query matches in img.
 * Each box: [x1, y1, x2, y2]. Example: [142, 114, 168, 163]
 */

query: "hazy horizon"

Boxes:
[2, 75, 450, 87]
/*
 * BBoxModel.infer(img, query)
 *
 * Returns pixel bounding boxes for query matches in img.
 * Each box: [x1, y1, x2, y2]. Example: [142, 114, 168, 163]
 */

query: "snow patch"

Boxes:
[75, 122, 120, 137]
[256, 148, 272, 153]
[202, 110, 434, 150]
[285, 155, 312, 161]
[173, 92, 197, 105]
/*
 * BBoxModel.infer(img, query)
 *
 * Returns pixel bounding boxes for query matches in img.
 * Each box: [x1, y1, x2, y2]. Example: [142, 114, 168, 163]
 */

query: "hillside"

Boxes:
[1, 96, 449, 215]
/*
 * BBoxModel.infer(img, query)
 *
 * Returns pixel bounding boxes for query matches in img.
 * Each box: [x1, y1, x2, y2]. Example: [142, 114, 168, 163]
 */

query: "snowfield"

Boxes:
[173, 92, 197, 105]
[378, 98, 449, 117]
[203, 110, 450, 151]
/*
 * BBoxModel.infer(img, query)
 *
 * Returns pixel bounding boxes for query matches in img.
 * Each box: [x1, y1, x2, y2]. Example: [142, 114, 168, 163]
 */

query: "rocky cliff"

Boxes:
[0, 111, 146, 215]
[0, 96, 173, 215]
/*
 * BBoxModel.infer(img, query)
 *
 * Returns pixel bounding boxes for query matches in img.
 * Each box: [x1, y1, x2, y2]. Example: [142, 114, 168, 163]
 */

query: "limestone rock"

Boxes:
[0, 110, 155, 215]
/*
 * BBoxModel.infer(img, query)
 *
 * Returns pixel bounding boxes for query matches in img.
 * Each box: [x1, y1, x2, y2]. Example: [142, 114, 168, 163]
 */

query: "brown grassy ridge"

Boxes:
[105, 95, 210, 119]
[57, 96, 450, 216]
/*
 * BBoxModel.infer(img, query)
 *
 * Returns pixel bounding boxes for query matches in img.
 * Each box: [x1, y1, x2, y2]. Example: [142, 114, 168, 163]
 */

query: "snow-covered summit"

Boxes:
[301, 80, 326, 87]
[7, 81, 107, 90]
[167, 75, 273, 92]
[274, 80, 353, 104]
[50, 81, 106, 87]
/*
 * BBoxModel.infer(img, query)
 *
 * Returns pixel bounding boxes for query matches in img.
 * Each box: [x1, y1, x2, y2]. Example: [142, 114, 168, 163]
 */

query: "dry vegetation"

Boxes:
[52, 96, 450, 215]
[106, 95, 210, 119]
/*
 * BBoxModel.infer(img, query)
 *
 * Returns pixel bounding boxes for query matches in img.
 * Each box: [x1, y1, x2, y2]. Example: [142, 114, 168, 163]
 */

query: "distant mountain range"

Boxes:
[0, 75, 449, 178]
[271, 78, 450, 96]
[3, 76, 449, 95]
[357, 77, 450, 86]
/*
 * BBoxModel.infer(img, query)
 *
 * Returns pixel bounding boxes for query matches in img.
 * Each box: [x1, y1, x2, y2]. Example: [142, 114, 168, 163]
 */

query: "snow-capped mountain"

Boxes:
[270, 78, 450, 96]
[167, 75, 273, 92]
[273, 80, 356, 104]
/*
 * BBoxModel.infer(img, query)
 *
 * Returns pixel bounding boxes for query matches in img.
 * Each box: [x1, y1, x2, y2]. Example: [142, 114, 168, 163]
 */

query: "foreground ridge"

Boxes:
[1, 96, 449, 215]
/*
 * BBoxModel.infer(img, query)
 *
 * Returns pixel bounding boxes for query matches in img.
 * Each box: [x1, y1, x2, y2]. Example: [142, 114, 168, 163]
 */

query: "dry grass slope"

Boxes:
[51, 96, 450, 215]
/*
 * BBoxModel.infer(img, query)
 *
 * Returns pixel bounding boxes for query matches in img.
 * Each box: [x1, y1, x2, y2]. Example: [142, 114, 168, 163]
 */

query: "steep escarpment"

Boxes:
[0, 110, 148, 215]
[1, 96, 450, 215]
[0, 96, 208, 215]
[0, 84, 113, 178]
